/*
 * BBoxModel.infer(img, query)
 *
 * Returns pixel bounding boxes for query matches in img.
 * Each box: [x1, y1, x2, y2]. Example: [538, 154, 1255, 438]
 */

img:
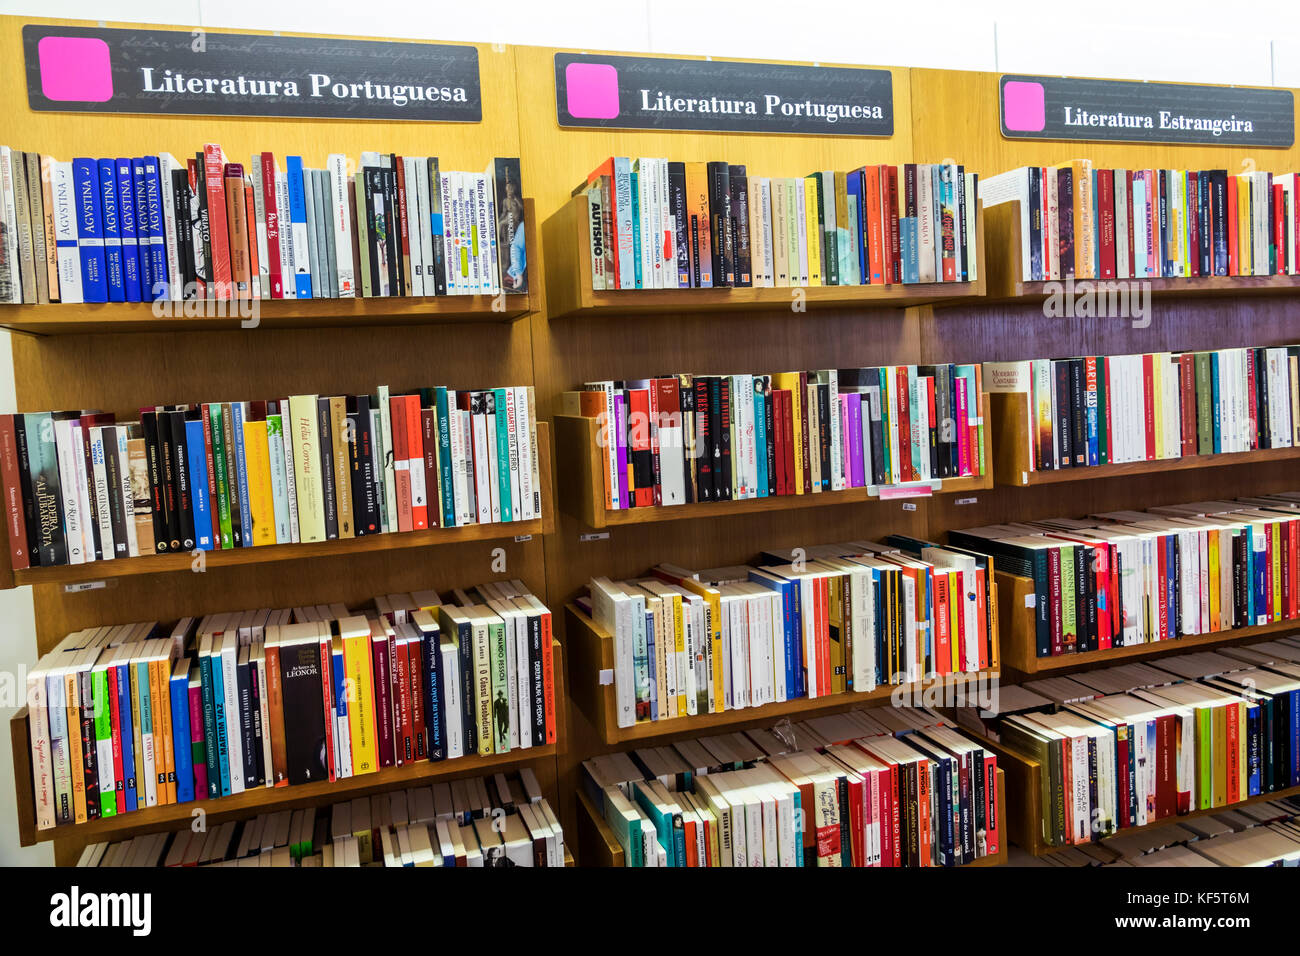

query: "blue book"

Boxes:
[611, 157, 636, 289]
[142, 157, 169, 298]
[185, 417, 213, 550]
[749, 569, 796, 698]
[71, 158, 109, 302]
[791, 789, 804, 866]
[210, 645, 232, 797]
[286, 156, 313, 298]
[1253, 535, 1268, 626]
[629, 171, 643, 289]
[753, 382, 768, 497]
[1246, 704, 1261, 797]
[331, 643, 347, 763]
[114, 657, 137, 812]
[1289, 689, 1300, 787]
[115, 159, 142, 301]
[644, 611, 658, 722]
[846, 169, 867, 283]
[670, 815, 687, 868]
[493, 387, 512, 522]
[132, 158, 155, 299]
[197, 651, 220, 798]
[900, 218, 920, 284]
[230, 403, 253, 547]
[96, 159, 125, 302]
[169, 662, 194, 803]
[1210, 352, 1222, 453]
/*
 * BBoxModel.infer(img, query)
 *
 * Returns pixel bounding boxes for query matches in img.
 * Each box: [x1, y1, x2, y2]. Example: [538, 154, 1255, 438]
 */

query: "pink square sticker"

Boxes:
[38, 36, 114, 103]
[565, 62, 620, 120]
[1003, 80, 1045, 132]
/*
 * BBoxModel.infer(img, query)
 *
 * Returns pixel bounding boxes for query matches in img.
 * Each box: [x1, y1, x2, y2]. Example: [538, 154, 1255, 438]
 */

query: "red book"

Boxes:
[0, 416, 29, 570]
[408, 639, 426, 759]
[1097, 168, 1116, 278]
[203, 144, 233, 299]
[1276, 183, 1286, 275]
[1116, 731, 1130, 829]
[390, 395, 412, 532]
[106, 664, 125, 813]
[1293, 180, 1300, 275]
[244, 184, 260, 299]
[1156, 536, 1169, 640]
[185, 159, 207, 299]
[370, 630, 395, 768]
[1048, 546, 1063, 656]
[886, 165, 902, 284]
[403, 395, 427, 530]
[260, 153, 283, 299]
[842, 769, 865, 866]
[817, 576, 831, 694]
[1227, 175, 1239, 276]
[864, 166, 883, 284]
[537, 601, 556, 744]
[1125, 171, 1136, 278]
[1141, 354, 1156, 460]
[934, 573, 951, 676]
[894, 367, 913, 482]
[392, 635, 411, 765]
[983, 753, 999, 856]
[394, 157, 412, 296]
[628, 389, 654, 508]
[318, 629, 336, 783]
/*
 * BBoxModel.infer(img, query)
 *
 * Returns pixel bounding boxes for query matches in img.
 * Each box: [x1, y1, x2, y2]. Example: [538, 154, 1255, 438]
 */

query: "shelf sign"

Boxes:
[1000, 74, 1293, 147]
[23, 24, 482, 122]
[555, 52, 893, 136]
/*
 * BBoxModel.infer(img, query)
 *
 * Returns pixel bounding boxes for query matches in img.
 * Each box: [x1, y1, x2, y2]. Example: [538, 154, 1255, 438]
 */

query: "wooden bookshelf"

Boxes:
[981, 731, 1300, 856]
[553, 394, 993, 531]
[543, 193, 987, 320]
[989, 391, 1300, 487]
[9, 640, 563, 848]
[982, 199, 1300, 303]
[574, 766, 1005, 866]
[993, 569, 1299, 675]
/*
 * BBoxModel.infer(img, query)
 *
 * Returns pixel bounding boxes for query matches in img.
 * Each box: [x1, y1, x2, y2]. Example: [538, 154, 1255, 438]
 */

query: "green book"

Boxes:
[208, 404, 234, 549]
[91, 667, 116, 818]
[632, 780, 676, 867]
[1060, 545, 1077, 651]
[492, 387, 512, 523]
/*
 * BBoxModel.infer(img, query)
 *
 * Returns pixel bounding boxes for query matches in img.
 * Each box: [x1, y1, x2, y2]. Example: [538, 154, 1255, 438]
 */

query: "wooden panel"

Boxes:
[574, 787, 624, 867]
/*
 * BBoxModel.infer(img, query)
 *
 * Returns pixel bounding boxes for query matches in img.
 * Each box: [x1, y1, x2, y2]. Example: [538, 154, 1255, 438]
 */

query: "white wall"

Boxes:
[0, 0, 1296, 866]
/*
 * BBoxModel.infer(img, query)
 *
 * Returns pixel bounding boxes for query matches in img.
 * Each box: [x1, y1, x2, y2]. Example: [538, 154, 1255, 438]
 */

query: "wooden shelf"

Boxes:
[11, 640, 564, 848]
[989, 391, 1300, 487]
[0, 422, 553, 590]
[565, 602, 1001, 745]
[543, 193, 987, 320]
[0, 199, 539, 335]
[553, 394, 993, 531]
[993, 568, 1299, 675]
[574, 764, 1005, 866]
[982, 730, 1300, 856]
[983, 199, 1300, 303]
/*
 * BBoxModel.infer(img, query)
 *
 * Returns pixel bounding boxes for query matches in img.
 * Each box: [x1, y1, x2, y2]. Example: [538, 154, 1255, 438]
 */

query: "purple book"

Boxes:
[614, 393, 630, 509]
[847, 393, 865, 488]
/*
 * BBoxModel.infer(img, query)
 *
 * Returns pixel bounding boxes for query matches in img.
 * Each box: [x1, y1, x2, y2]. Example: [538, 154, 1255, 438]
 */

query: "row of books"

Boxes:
[581, 704, 999, 866]
[0, 144, 527, 304]
[26, 583, 556, 831]
[986, 346, 1300, 471]
[950, 493, 1300, 658]
[984, 638, 1300, 847]
[982, 162, 1300, 282]
[579, 159, 979, 290]
[76, 770, 565, 867]
[584, 536, 996, 729]
[1012, 794, 1300, 866]
[0, 384, 542, 569]
[567, 365, 987, 512]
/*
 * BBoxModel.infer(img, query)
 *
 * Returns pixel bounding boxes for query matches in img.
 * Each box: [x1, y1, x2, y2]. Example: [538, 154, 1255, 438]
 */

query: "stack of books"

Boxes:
[25, 582, 556, 832]
[951, 493, 1300, 658]
[984, 639, 1300, 847]
[581, 704, 1000, 866]
[986, 346, 1300, 472]
[74, 770, 565, 867]
[0, 145, 526, 304]
[582, 534, 995, 729]
[578, 158, 978, 290]
[565, 365, 986, 512]
[0, 384, 541, 569]
[982, 162, 1300, 282]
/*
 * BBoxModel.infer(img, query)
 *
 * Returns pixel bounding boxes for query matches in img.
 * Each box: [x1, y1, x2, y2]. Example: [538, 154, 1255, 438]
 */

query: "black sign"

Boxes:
[23, 24, 481, 122]
[1000, 74, 1293, 147]
[555, 52, 892, 136]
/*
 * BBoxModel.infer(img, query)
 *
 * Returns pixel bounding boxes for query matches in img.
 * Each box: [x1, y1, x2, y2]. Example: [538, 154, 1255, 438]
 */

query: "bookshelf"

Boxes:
[10, 638, 563, 847]
[543, 193, 987, 320]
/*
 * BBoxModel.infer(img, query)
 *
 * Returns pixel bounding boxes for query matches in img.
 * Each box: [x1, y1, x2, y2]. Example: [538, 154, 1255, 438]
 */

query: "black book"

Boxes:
[1199, 172, 1213, 277]
[100, 425, 129, 558]
[413, 614, 445, 761]
[248, 654, 264, 786]
[347, 395, 380, 535]
[707, 162, 732, 286]
[668, 162, 689, 289]
[1027, 166, 1043, 281]
[139, 410, 170, 553]
[171, 168, 194, 295]
[236, 646, 258, 787]
[1254, 348, 1269, 449]
[195, 153, 214, 298]
[441, 608, 477, 757]
[278, 634, 328, 785]
[383, 160, 402, 296]
[157, 409, 183, 551]
[679, 379, 695, 504]
[427, 158, 447, 295]
[1069, 358, 1086, 466]
[1051, 360, 1072, 469]
[363, 167, 384, 295]
[716, 377, 732, 501]
[524, 608, 546, 748]
[316, 397, 339, 539]
[728, 164, 751, 287]
[694, 377, 714, 502]
[816, 380, 831, 489]
[1159, 173, 1171, 277]
[956, 165, 969, 282]
[1078, 543, 1096, 651]
[1057, 168, 1075, 279]
[12, 415, 42, 566]
[166, 408, 195, 550]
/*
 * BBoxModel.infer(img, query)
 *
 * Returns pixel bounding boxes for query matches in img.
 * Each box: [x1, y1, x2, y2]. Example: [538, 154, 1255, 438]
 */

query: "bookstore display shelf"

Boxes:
[990, 392, 1300, 488]
[0, 422, 553, 589]
[982, 200, 1300, 303]
[554, 396, 992, 531]
[994, 569, 1299, 675]
[980, 732, 1300, 857]
[542, 194, 988, 321]
[574, 768, 1006, 867]
[9, 641, 564, 848]
[565, 602, 1001, 745]
[0, 198, 539, 335]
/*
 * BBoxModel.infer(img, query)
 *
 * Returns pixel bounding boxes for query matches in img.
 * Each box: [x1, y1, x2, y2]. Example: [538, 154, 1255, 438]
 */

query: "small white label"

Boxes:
[1025, 594, 1037, 608]
[513, 535, 533, 542]
[579, 532, 610, 542]
[64, 581, 107, 593]
[1021, 472, 1030, 485]
[902, 502, 918, 512]
[955, 497, 978, 506]
[598, 668, 614, 685]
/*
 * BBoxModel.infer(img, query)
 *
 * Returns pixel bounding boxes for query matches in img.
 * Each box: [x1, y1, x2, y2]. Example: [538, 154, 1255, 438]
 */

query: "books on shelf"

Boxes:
[950, 493, 1300, 659]
[980, 640, 1300, 847]
[578, 158, 978, 290]
[566, 365, 985, 513]
[0, 384, 542, 570]
[985, 346, 1300, 472]
[582, 533, 995, 729]
[75, 770, 564, 867]
[24, 581, 556, 832]
[0, 144, 526, 304]
[981, 162, 1300, 283]
[581, 704, 999, 866]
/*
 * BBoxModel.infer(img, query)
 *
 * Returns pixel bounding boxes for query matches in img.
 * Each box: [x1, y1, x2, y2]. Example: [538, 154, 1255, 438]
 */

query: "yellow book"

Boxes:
[340, 615, 377, 775]
[772, 372, 805, 494]
[1207, 530, 1219, 631]
[329, 397, 354, 538]
[787, 179, 802, 284]
[1237, 174, 1252, 276]
[1074, 160, 1093, 279]
[671, 575, 724, 713]
[949, 572, 961, 674]
[1152, 353, 1165, 460]
[803, 175, 822, 286]
[668, 591, 684, 716]
[1212, 703, 1227, 808]
[1174, 172, 1187, 277]
[149, 648, 174, 805]
[1272, 522, 1282, 621]
[288, 394, 326, 543]
[806, 382, 822, 492]
[242, 418, 275, 546]
[1237, 700, 1248, 801]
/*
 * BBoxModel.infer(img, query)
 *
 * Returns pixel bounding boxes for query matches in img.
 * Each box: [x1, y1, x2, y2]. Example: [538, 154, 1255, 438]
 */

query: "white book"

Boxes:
[250, 155, 270, 299]
[266, 413, 291, 543]
[794, 177, 809, 285]
[279, 405, 301, 543]
[402, 158, 425, 297]
[591, 577, 635, 728]
[220, 636, 245, 794]
[326, 154, 355, 298]
[472, 399, 492, 524]
[50, 161, 82, 303]
[154, 154, 183, 300]
[440, 637, 463, 758]
[254, 646, 274, 785]
[979, 167, 1031, 281]
[446, 402, 469, 526]
[69, 420, 96, 561]
[88, 426, 115, 559]
[52, 418, 85, 564]
[964, 172, 979, 282]
[414, 159, 435, 297]
[917, 164, 936, 283]
[512, 386, 534, 521]
[659, 159, 676, 289]
[113, 428, 140, 557]
[760, 179, 776, 286]
[477, 169, 496, 294]
[0, 147, 21, 303]
[1044, 165, 1059, 281]
[376, 385, 398, 534]
[439, 172, 458, 294]
[1113, 169, 1129, 280]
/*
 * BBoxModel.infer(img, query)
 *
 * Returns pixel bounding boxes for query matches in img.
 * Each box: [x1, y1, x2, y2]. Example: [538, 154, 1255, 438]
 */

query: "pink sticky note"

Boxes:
[565, 62, 619, 120]
[37, 36, 114, 103]
[1003, 80, 1045, 133]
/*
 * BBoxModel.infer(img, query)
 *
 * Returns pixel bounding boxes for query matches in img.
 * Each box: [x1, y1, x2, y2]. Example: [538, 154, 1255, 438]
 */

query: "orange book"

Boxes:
[264, 630, 289, 786]
[243, 183, 260, 301]
[685, 162, 712, 287]
[204, 145, 233, 299]
[224, 163, 251, 299]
